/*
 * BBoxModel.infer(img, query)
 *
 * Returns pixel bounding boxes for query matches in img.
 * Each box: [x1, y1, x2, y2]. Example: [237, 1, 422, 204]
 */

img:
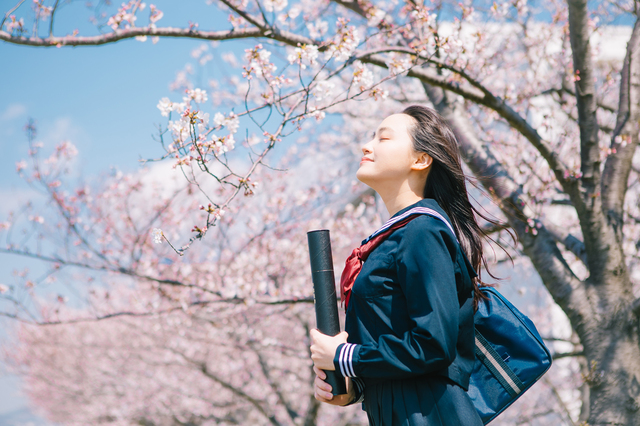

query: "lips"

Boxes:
[360, 157, 373, 163]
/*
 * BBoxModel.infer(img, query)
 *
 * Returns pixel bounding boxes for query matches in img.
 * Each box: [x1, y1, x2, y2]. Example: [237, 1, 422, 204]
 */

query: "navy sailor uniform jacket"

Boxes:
[332, 198, 478, 405]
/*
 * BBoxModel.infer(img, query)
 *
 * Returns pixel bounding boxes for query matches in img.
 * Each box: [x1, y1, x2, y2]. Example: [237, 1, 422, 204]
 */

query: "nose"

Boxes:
[361, 140, 373, 156]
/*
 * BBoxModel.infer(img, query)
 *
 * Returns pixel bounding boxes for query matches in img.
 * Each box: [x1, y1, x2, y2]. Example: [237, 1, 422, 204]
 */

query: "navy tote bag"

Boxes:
[468, 287, 553, 424]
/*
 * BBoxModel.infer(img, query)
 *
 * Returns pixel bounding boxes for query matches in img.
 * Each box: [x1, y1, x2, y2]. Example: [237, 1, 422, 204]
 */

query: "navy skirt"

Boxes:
[363, 376, 483, 426]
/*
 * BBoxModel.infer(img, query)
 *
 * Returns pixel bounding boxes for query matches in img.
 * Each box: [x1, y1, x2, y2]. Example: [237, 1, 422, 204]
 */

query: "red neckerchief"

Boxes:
[339, 216, 418, 312]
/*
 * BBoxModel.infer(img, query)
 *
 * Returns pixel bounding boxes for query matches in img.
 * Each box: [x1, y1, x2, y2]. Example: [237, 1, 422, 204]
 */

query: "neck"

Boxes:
[378, 185, 424, 217]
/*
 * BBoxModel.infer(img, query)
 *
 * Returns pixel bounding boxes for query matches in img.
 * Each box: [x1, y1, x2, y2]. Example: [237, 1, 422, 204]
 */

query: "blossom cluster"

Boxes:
[386, 53, 413, 76]
[151, 228, 163, 244]
[157, 97, 187, 117]
[324, 18, 360, 62]
[106, 0, 138, 30]
[33, 0, 53, 19]
[287, 43, 319, 70]
[105, 2, 161, 33]
[263, 0, 288, 13]
[3, 15, 25, 34]
[213, 112, 239, 134]
[243, 44, 278, 80]
[352, 60, 374, 91]
[184, 88, 208, 104]
[149, 4, 163, 24]
[312, 80, 335, 102]
[204, 134, 236, 156]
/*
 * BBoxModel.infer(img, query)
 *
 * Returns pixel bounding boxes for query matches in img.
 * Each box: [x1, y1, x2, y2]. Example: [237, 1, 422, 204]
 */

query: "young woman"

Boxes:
[309, 105, 491, 425]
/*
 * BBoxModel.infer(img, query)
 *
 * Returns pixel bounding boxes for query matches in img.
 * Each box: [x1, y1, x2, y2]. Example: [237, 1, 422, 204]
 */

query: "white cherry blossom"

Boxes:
[151, 228, 163, 244]
[157, 97, 172, 116]
[263, 0, 287, 12]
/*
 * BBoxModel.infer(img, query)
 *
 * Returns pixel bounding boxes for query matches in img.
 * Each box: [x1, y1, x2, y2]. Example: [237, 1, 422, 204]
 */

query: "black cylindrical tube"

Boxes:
[307, 229, 347, 395]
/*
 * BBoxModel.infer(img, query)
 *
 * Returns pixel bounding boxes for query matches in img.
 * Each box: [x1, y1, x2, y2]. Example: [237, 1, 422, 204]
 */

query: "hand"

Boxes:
[313, 365, 355, 406]
[309, 329, 348, 371]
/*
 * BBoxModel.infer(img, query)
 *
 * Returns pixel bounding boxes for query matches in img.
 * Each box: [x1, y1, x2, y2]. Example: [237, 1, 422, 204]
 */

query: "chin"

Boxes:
[356, 169, 377, 189]
[355, 168, 369, 183]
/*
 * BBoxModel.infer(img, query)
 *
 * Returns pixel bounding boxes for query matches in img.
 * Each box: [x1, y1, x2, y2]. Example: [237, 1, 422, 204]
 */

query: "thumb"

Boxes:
[338, 331, 349, 341]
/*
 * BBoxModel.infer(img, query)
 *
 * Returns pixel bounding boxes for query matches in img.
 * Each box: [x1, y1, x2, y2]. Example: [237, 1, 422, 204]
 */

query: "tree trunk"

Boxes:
[579, 273, 640, 425]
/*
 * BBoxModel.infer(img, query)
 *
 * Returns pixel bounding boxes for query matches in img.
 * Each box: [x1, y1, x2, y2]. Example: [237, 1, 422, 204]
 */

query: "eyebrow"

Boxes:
[373, 127, 394, 138]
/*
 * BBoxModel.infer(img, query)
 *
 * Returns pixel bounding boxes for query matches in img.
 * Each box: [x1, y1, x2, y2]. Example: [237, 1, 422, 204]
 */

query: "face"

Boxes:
[356, 113, 430, 191]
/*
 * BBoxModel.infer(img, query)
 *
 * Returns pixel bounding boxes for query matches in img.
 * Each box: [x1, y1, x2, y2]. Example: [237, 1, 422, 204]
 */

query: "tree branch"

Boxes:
[601, 15, 640, 240]
[331, 0, 370, 17]
[481, 222, 511, 235]
[557, 80, 618, 113]
[542, 376, 579, 426]
[0, 26, 267, 46]
[193, 356, 281, 426]
[546, 88, 615, 134]
[568, 0, 602, 183]
[0, 296, 313, 325]
[567, 0, 610, 276]
[218, 0, 267, 30]
[253, 348, 299, 424]
[552, 349, 585, 360]
[48, 0, 59, 37]
[544, 222, 588, 266]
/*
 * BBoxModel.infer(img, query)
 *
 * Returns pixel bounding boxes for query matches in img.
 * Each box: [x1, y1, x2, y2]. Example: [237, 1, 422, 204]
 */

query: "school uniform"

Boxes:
[333, 198, 483, 426]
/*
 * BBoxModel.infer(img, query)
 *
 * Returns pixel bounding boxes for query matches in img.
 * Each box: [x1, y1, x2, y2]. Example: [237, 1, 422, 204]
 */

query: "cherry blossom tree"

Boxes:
[1, 0, 640, 424]
[0, 125, 576, 425]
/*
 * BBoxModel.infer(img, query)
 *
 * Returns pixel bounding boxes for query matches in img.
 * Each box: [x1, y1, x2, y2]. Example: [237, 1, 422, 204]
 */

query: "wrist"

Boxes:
[348, 382, 357, 404]
[345, 377, 365, 406]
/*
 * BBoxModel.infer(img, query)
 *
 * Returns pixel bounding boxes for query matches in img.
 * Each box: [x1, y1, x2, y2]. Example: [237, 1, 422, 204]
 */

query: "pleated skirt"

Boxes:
[363, 376, 483, 426]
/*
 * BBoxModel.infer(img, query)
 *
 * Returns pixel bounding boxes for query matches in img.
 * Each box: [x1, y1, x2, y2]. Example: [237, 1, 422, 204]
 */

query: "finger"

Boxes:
[309, 328, 319, 342]
[313, 365, 327, 380]
[315, 376, 332, 392]
[314, 391, 331, 403]
[315, 387, 334, 401]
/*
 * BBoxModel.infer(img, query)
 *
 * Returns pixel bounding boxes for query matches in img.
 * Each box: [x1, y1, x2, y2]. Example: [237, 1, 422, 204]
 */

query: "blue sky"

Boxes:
[0, 0, 635, 423]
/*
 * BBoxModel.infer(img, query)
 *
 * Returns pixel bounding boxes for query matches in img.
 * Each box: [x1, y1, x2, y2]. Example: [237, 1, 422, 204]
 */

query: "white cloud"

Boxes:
[0, 104, 27, 122]
[45, 117, 81, 142]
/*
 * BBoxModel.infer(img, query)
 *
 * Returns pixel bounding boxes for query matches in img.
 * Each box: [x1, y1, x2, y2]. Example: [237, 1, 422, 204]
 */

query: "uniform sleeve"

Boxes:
[344, 377, 365, 406]
[333, 217, 459, 380]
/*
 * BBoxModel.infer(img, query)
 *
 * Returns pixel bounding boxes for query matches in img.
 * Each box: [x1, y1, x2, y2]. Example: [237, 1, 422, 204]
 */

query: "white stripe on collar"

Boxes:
[365, 207, 457, 243]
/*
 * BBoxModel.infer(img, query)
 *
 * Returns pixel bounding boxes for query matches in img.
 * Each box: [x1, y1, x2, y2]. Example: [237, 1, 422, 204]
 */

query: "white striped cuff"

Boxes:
[338, 343, 358, 378]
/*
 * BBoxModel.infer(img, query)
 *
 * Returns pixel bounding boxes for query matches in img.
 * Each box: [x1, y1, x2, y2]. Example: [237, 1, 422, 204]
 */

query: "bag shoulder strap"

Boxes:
[474, 330, 525, 397]
[364, 206, 458, 244]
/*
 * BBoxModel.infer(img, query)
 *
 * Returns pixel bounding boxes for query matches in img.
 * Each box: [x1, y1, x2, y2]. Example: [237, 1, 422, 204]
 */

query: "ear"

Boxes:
[411, 152, 433, 172]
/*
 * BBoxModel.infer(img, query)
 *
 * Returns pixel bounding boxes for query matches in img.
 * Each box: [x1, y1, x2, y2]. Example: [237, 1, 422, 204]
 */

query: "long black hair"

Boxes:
[402, 105, 511, 307]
